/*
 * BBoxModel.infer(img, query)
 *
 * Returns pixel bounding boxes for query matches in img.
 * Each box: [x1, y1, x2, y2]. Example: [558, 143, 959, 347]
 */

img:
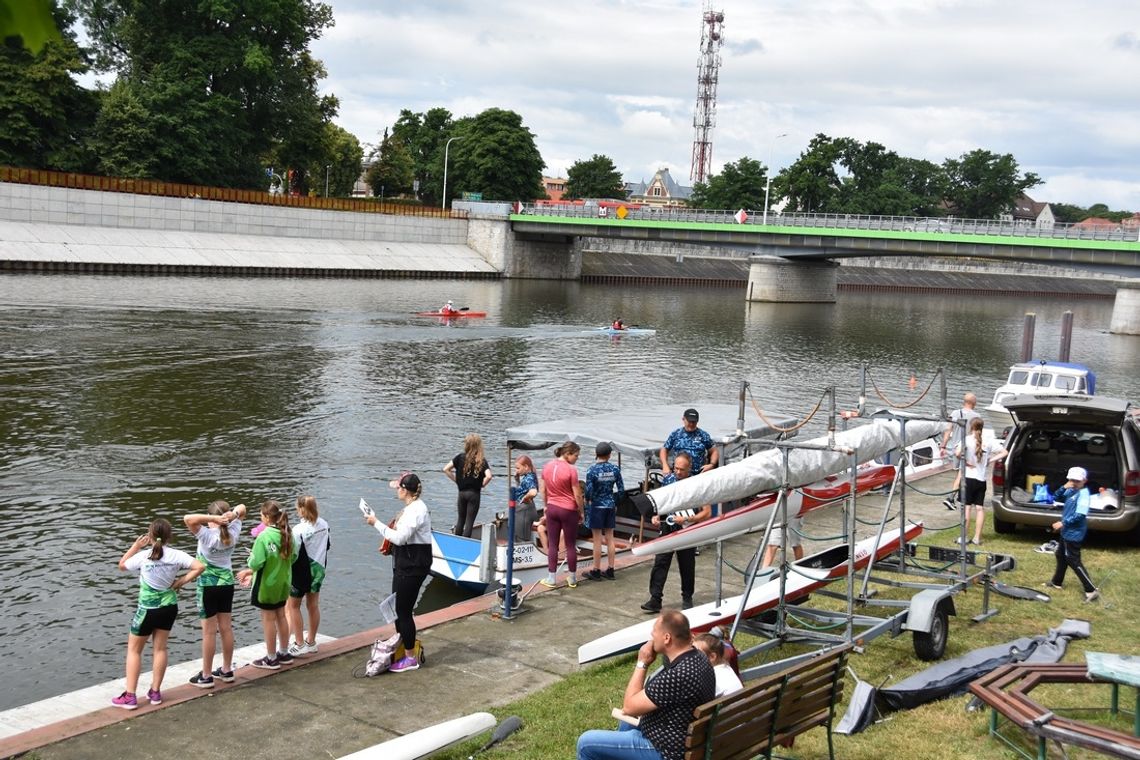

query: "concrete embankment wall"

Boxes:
[0, 183, 497, 277]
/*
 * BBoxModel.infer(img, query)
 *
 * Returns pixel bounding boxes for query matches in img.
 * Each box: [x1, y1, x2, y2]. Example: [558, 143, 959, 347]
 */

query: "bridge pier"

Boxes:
[746, 255, 837, 303]
[1110, 286, 1140, 335]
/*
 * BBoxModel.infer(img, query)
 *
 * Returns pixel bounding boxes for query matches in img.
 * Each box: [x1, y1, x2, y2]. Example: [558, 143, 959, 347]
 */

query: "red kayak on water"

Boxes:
[414, 310, 487, 318]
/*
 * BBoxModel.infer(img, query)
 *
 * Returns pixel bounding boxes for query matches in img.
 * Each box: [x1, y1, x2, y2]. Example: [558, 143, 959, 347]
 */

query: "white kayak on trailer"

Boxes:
[337, 711, 496, 760]
[632, 417, 945, 518]
[577, 522, 923, 664]
[631, 462, 897, 557]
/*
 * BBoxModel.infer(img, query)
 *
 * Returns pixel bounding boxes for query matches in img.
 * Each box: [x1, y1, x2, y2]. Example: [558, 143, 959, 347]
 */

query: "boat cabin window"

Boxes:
[1009, 370, 1030, 385]
[1055, 375, 1078, 392]
[1035, 373, 1052, 389]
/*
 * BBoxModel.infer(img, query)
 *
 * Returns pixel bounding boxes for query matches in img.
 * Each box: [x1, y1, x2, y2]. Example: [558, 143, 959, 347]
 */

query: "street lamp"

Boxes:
[441, 136, 463, 210]
[762, 133, 788, 226]
[324, 164, 331, 198]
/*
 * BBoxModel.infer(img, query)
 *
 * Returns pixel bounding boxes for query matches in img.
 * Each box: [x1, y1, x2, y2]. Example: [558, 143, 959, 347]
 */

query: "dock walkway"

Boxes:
[1, 477, 960, 760]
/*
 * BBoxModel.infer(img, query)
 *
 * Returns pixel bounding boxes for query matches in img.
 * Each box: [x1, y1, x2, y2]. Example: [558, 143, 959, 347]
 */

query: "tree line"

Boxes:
[1, 2, 1130, 220]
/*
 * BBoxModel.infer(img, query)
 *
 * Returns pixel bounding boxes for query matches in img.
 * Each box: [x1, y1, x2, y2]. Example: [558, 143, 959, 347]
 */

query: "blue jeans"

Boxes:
[577, 722, 663, 760]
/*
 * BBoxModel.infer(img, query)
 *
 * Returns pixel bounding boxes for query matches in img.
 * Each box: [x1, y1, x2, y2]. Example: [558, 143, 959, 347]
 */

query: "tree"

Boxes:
[365, 128, 414, 198]
[0, 2, 99, 171]
[74, 0, 337, 188]
[776, 134, 844, 213]
[445, 108, 545, 203]
[688, 156, 768, 210]
[391, 107, 453, 205]
[564, 154, 625, 200]
[310, 122, 362, 197]
[942, 149, 1041, 219]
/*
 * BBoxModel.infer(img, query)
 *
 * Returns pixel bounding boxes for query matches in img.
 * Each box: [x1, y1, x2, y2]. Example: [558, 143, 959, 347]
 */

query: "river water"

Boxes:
[1, 273, 1137, 710]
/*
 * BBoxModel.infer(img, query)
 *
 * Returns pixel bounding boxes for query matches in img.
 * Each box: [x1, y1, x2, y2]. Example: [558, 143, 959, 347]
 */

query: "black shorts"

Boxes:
[197, 583, 234, 620]
[131, 604, 177, 636]
[963, 478, 988, 507]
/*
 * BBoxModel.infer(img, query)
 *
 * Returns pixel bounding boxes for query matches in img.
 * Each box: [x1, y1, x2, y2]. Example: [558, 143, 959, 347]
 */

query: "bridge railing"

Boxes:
[515, 203, 1140, 243]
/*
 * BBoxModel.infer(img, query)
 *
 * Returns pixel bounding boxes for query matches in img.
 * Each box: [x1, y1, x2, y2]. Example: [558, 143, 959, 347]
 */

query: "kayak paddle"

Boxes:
[468, 715, 523, 758]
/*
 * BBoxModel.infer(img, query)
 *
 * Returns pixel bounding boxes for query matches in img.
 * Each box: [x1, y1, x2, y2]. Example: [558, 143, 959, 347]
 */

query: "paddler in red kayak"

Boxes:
[440, 300, 458, 316]
[611, 318, 625, 331]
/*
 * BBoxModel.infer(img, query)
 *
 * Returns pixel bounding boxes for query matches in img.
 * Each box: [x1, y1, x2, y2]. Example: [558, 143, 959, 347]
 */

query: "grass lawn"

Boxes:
[435, 524, 1137, 759]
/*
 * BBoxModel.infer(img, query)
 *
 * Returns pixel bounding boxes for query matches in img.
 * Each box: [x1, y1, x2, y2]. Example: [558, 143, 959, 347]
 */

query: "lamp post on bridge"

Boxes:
[762, 133, 788, 226]
[324, 164, 331, 198]
[442, 136, 463, 211]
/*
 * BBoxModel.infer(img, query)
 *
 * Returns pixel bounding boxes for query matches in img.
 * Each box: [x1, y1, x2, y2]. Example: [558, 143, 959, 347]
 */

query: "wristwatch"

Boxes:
[636, 660, 649, 670]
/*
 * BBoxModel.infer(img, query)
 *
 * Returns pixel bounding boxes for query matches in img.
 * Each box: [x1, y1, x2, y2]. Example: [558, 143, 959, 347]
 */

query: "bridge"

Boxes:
[508, 203, 1140, 273]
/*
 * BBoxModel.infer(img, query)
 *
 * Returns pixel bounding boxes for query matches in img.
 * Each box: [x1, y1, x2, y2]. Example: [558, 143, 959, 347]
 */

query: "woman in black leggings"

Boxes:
[443, 433, 493, 537]
[367, 472, 433, 672]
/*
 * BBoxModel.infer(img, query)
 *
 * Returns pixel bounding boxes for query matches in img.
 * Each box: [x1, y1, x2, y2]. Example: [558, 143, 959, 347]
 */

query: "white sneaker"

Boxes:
[288, 641, 318, 657]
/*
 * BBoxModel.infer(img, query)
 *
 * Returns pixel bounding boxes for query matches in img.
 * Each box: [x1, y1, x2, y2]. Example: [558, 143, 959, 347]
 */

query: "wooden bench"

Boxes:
[969, 662, 1140, 759]
[683, 643, 851, 760]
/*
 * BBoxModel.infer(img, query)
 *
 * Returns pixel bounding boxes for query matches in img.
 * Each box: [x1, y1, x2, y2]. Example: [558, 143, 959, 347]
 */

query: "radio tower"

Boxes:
[690, 1, 725, 185]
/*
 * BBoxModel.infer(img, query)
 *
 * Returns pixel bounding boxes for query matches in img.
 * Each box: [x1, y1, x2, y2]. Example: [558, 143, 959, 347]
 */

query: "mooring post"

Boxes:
[1020, 313, 1036, 362]
[1058, 311, 1073, 362]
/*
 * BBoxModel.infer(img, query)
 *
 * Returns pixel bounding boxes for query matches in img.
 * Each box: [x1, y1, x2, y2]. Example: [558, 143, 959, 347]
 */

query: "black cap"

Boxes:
[596, 441, 613, 457]
[396, 469, 424, 494]
[683, 408, 700, 422]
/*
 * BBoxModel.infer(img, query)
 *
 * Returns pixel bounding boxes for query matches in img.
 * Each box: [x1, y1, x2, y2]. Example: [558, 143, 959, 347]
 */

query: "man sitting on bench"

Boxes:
[577, 609, 715, 760]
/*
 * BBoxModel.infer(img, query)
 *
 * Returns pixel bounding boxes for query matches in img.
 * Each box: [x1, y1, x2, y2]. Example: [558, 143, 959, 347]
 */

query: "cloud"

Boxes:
[312, 0, 1140, 209]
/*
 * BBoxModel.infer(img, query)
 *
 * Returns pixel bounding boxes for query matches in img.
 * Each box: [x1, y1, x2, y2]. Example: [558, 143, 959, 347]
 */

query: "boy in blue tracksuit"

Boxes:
[1046, 466, 1100, 602]
[584, 442, 624, 580]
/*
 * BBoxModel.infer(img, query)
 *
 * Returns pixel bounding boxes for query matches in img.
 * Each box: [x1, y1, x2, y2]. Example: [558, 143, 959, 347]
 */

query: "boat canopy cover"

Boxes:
[505, 403, 796, 467]
[836, 619, 1091, 734]
[638, 418, 945, 516]
[1019, 360, 1096, 394]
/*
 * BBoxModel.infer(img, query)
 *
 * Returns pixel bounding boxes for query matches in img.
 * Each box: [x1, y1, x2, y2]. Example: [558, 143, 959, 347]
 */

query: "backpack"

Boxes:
[365, 633, 402, 676]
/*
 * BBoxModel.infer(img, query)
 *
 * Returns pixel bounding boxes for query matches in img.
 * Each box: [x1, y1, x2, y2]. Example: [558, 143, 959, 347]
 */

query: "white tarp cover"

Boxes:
[643, 418, 945, 515]
[505, 403, 796, 467]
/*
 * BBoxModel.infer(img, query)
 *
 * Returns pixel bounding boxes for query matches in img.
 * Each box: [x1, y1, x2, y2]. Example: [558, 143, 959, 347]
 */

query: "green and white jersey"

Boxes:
[248, 526, 296, 605]
[196, 519, 242, 587]
[123, 546, 194, 608]
[292, 518, 330, 568]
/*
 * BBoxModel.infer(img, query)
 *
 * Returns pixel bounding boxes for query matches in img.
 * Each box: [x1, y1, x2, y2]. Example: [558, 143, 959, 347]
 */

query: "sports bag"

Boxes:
[365, 633, 402, 676]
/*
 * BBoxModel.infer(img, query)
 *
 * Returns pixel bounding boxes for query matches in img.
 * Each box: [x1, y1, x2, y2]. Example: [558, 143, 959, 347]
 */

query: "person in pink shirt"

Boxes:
[539, 441, 585, 588]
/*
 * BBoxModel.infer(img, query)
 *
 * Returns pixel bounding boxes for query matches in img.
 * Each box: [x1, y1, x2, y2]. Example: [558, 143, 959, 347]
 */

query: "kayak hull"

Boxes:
[414, 310, 486, 318]
[577, 522, 923, 664]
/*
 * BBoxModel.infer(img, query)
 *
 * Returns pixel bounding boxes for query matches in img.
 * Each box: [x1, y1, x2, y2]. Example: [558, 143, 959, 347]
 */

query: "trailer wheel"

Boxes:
[913, 599, 950, 661]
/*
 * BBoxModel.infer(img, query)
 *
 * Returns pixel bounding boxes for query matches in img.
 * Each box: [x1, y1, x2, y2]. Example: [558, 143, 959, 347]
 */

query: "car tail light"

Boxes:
[1125, 470, 1140, 499]
[993, 460, 1005, 488]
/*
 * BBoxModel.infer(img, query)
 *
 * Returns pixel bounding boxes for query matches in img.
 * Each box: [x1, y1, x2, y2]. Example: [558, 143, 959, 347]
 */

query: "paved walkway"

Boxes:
[2, 472, 960, 760]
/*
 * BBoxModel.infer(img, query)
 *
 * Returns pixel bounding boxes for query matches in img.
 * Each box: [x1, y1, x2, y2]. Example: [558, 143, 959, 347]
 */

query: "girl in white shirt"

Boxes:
[956, 417, 1008, 546]
[694, 633, 743, 697]
[113, 519, 204, 709]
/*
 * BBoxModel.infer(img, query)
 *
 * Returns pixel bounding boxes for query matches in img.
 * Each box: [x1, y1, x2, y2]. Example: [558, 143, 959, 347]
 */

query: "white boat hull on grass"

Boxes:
[337, 711, 496, 760]
[577, 522, 924, 664]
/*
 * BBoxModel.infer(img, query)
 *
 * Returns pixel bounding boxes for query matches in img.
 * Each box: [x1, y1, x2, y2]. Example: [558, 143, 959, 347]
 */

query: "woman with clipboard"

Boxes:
[364, 472, 433, 672]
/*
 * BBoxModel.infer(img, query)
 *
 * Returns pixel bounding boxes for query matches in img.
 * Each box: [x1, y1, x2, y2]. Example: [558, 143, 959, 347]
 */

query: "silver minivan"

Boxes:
[992, 395, 1140, 538]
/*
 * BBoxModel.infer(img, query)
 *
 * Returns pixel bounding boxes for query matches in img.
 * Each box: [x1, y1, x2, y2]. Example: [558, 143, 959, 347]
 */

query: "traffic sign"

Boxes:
[734, 209, 749, 224]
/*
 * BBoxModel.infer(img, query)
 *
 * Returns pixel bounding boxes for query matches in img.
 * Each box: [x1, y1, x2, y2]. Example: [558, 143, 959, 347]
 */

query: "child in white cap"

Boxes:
[1045, 466, 1100, 602]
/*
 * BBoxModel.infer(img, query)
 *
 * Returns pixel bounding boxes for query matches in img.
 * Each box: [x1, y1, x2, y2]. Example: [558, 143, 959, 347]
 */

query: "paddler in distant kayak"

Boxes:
[611, 318, 625, 331]
[440, 300, 458, 316]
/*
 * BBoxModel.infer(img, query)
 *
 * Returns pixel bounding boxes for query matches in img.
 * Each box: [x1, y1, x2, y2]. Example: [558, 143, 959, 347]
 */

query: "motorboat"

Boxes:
[428, 403, 797, 594]
[987, 360, 1095, 414]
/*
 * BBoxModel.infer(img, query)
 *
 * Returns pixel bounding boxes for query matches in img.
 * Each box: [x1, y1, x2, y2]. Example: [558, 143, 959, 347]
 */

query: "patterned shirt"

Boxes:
[123, 547, 195, 609]
[511, 472, 538, 504]
[196, 519, 242, 587]
[640, 648, 717, 760]
[585, 461, 625, 508]
[662, 426, 715, 471]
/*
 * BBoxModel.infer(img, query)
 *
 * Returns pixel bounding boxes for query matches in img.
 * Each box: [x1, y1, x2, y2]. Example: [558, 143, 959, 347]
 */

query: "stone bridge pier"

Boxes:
[746, 253, 838, 303]
[1110, 286, 1140, 335]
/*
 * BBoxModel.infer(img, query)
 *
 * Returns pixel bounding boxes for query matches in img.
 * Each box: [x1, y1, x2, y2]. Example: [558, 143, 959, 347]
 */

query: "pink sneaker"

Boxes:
[111, 691, 138, 710]
[389, 655, 420, 673]
[147, 688, 162, 705]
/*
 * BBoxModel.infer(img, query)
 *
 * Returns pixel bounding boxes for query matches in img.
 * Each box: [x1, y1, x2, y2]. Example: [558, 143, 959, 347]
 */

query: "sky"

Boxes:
[311, 2, 1129, 210]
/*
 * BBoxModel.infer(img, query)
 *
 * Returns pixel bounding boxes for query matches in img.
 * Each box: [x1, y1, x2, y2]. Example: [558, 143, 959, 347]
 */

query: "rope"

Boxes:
[866, 368, 939, 409]
[747, 386, 829, 434]
[784, 611, 848, 631]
